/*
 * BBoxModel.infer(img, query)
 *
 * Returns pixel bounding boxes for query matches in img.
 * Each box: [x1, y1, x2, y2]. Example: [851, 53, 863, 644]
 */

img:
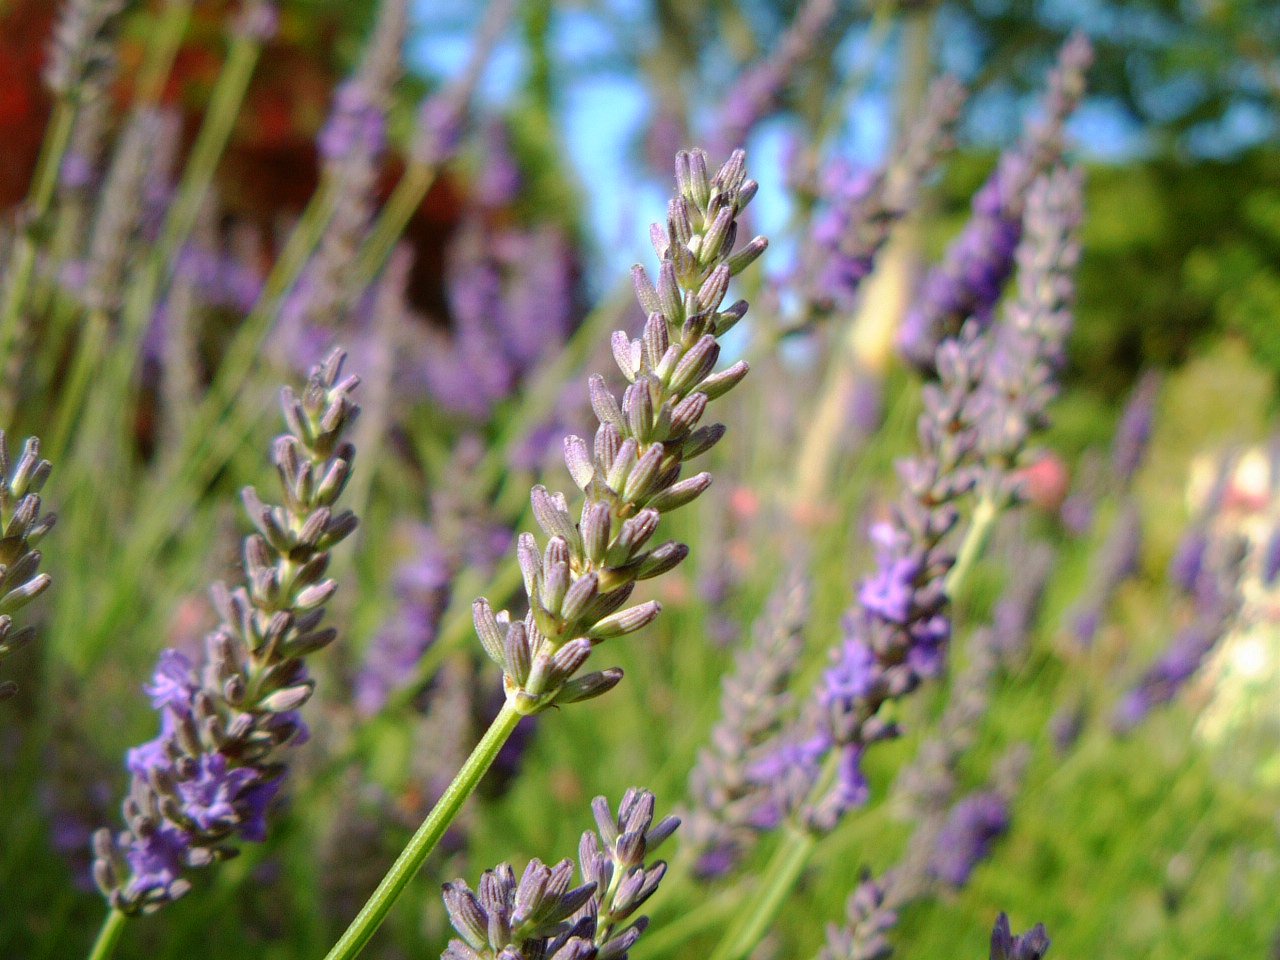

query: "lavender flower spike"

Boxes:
[93, 350, 360, 914]
[441, 789, 678, 960]
[900, 33, 1092, 370]
[684, 574, 809, 877]
[713, 0, 837, 156]
[989, 914, 1051, 960]
[806, 77, 966, 315]
[475, 149, 766, 716]
[0, 433, 55, 701]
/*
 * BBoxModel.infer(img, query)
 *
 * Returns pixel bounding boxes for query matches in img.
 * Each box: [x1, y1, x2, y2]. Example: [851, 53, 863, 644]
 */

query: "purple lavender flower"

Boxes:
[971, 166, 1083, 502]
[316, 0, 407, 169]
[411, 0, 515, 169]
[713, 0, 837, 156]
[1063, 500, 1142, 648]
[899, 34, 1092, 371]
[803, 78, 965, 314]
[318, 80, 391, 166]
[441, 789, 677, 960]
[819, 873, 898, 960]
[0, 433, 55, 701]
[1111, 372, 1161, 487]
[417, 221, 578, 421]
[93, 351, 360, 914]
[472, 149, 766, 715]
[354, 525, 453, 717]
[990, 914, 1051, 960]
[752, 168, 1081, 838]
[928, 790, 1011, 888]
[684, 576, 810, 877]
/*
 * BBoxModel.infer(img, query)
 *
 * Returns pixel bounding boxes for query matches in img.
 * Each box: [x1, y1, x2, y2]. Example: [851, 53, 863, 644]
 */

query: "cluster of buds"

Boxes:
[93, 350, 360, 913]
[441, 790, 677, 960]
[0, 433, 55, 701]
[473, 148, 766, 716]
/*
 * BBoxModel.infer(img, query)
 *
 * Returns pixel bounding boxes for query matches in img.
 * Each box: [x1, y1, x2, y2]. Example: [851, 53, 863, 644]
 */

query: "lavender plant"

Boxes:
[319, 146, 765, 960]
[802, 77, 965, 316]
[442, 789, 677, 960]
[89, 351, 359, 941]
[705, 161, 1083, 960]
[0, 432, 55, 700]
[683, 574, 810, 878]
[898, 34, 1092, 371]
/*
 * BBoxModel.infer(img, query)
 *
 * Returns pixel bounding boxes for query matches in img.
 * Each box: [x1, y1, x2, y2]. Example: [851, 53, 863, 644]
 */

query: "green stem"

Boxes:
[707, 828, 817, 960]
[135, 0, 195, 106]
[322, 702, 524, 960]
[945, 492, 999, 599]
[0, 99, 76, 388]
[48, 308, 109, 464]
[120, 28, 263, 350]
[350, 163, 437, 287]
[86, 909, 128, 960]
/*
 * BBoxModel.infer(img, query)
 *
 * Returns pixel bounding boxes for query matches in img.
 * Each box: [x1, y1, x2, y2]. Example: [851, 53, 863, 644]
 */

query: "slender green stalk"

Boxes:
[322, 702, 524, 960]
[0, 99, 77, 387]
[946, 493, 999, 598]
[135, 0, 195, 106]
[48, 309, 109, 464]
[350, 163, 437, 287]
[707, 829, 817, 960]
[86, 908, 127, 960]
[119, 28, 264, 351]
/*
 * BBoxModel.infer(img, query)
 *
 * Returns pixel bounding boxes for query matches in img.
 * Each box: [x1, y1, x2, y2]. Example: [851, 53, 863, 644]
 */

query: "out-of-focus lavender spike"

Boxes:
[92, 353, 361, 914]
[804, 77, 966, 315]
[1063, 500, 1143, 648]
[1111, 372, 1161, 487]
[972, 165, 1083, 503]
[712, 0, 838, 156]
[413, 0, 516, 167]
[819, 872, 898, 960]
[354, 526, 454, 717]
[74, 108, 181, 314]
[752, 172, 1080, 839]
[899, 34, 1093, 371]
[927, 789, 1012, 889]
[753, 325, 989, 835]
[991, 542, 1056, 658]
[1113, 540, 1244, 733]
[318, 0, 408, 168]
[898, 544, 1052, 821]
[417, 220, 578, 420]
[43, 0, 125, 101]
[683, 574, 810, 878]
[233, 0, 279, 42]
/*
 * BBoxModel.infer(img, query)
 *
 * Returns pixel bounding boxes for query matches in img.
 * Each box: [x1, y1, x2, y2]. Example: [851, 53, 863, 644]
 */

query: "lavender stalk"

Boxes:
[708, 165, 1081, 960]
[441, 789, 677, 960]
[0, 433, 55, 701]
[898, 33, 1092, 371]
[321, 147, 766, 960]
[89, 352, 359, 935]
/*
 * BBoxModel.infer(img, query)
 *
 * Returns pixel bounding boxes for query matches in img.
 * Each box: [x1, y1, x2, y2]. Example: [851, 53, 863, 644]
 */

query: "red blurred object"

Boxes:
[0, 0, 468, 321]
[0, 0, 56, 208]
[1016, 451, 1071, 512]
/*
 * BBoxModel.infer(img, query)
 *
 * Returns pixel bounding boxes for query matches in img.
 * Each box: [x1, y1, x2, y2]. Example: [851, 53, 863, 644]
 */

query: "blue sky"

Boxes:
[404, 2, 1258, 291]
